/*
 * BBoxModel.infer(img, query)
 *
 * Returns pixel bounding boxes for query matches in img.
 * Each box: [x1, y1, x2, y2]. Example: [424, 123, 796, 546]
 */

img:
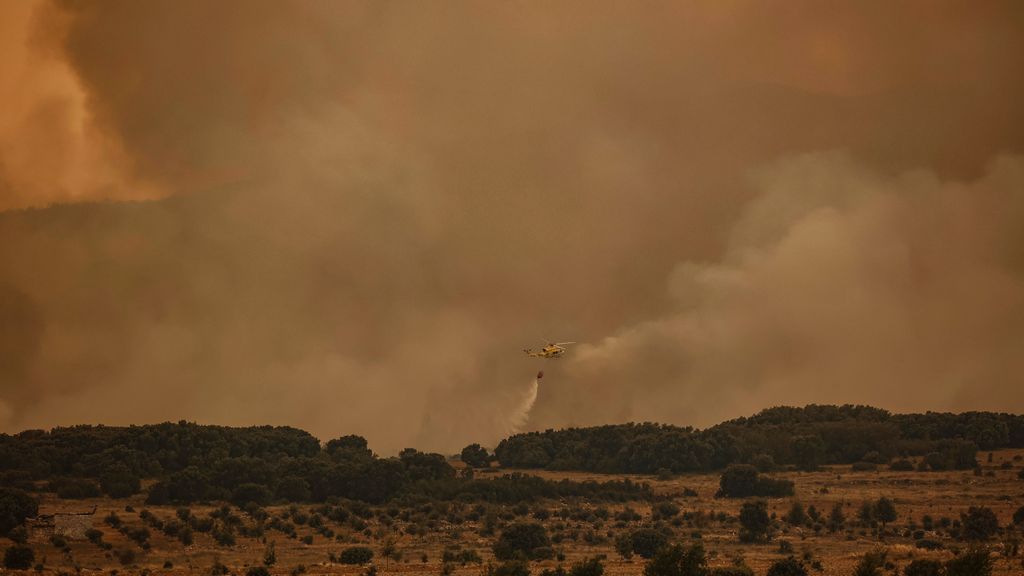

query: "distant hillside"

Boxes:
[494, 404, 1024, 473]
[0, 422, 649, 506]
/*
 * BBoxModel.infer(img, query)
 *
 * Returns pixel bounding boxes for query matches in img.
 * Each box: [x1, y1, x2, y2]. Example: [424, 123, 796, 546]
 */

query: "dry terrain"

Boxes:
[15, 450, 1024, 575]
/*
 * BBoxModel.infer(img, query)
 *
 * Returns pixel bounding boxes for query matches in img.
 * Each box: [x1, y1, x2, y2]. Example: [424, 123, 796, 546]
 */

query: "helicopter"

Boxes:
[523, 342, 576, 359]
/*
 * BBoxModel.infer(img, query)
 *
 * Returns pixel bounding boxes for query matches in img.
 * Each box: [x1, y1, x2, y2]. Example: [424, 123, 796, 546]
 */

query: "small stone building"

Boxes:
[30, 506, 96, 540]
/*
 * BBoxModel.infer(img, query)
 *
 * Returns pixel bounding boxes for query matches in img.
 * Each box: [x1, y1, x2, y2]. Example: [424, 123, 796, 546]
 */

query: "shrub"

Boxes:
[653, 502, 680, 520]
[247, 568, 271, 576]
[1013, 506, 1024, 526]
[874, 498, 897, 527]
[117, 548, 136, 566]
[52, 477, 101, 499]
[100, 463, 141, 498]
[903, 559, 943, 576]
[852, 550, 885, 576]
[231, 483, 272, 507]
[493, 523, 552, 560]
[630, 528, 669, 559]
[4, 545, 35, 570]
[766, 557, 807, 576]
[642, 542, 706, 576]
[461, 444, 492, 468]
[915, 539, 944, 550]
[751, 454, 776, 472]
[889, 459, 914, 471]
[785, 502, 806, 526]
[960, 507, 999, 541]
[0, 488, 38, 537]
[339, 546, 374, 565]
[490, 560, 531, 576]
[276, 476, 312, 502]
[717, 465, 794, 498]
[739, 501, 770, 543]
[569, 557, 604, 576]
[944, 547, 992, 576]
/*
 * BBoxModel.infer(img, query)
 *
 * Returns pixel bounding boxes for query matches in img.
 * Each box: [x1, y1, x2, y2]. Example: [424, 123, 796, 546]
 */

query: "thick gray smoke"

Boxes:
[1, 1, 1023, 453]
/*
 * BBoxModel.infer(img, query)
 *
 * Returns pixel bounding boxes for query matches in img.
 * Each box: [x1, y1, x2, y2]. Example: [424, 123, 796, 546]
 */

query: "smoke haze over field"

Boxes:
[1, 1, 1023, 453]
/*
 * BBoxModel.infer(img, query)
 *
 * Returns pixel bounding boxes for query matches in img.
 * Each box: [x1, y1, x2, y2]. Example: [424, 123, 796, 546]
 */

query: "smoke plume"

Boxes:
[0, 1, 1023, 452]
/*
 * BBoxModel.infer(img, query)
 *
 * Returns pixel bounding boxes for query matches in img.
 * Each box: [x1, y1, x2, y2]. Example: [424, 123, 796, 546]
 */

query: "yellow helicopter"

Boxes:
[523, 342, 576, 359]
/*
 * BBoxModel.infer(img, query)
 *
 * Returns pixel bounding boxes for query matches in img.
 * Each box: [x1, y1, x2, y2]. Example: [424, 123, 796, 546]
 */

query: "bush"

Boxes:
[490, 560, 531, 576]
[852, 550, 885, 576]
[100, 463, 142, 498]
[960, 507, 999, 541]
[339, 546, 375, 565]
[1013, 506, 1024, 526]
[117, 548, 137, 566]
[493, 523, 552, 560]
[570, 557, 604, 576]
[0, 488, 38, 537]
[915, 539, 944, 550]
[717, 465, 794, 498]
[276, 476, 312, 502]
[4, 545, 35, 570]
[751, 454, 776, 472]
[903, 559, 943, 576]
[247, 568, 271, 576]
[461, 444, 492, 468]
[944, 547, 992, 576]
[785, 502, 806, 526]
[889, 459, 914, 471]
[231, 483, 272, 506]
[739, 501, 770, 543]
[874, 497, 897, 527]
[765, 557, 807, 576]
[630, 528, 669, 559]
[642, 543, 706, 576]
[51, 477, 101, 499]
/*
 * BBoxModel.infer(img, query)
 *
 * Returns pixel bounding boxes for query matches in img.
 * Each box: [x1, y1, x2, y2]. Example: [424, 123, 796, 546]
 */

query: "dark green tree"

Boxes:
[718, 465, 758, 497]
[1013, 505, 1024, 526]
[792, 435, 825, 471]
[339, 546, 374, 565]
[852, 550, 886, 576]
[944, 547, 992, 576]
[903, 559, 943, 576]
[100, 463, 141, 498]
[461, 444, 492, 468]
[765, 557, 807, 576]
[3, 545, 35, 570]
[784, 502, 806, 526]
[739, 501, 770, 542]
[630, 528, 670, 559]
[570, 557, 604, 576]
[0, 488, 38, 537]
[960, 507, 999, 541]
[493, 523, 552, 561]
[874, 497, 897, 529]
[828, 503, 845, 532]
[642, 542, 707, 576]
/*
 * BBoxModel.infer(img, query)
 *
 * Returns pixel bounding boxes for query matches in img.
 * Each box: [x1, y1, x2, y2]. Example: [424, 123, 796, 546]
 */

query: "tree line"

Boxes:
[492, 405, 1023, 473]
[0, 424, 650, 506]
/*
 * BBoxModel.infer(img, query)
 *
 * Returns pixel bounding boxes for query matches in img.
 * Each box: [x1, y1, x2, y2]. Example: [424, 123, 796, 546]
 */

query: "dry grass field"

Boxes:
[15, 450, 1024, 575]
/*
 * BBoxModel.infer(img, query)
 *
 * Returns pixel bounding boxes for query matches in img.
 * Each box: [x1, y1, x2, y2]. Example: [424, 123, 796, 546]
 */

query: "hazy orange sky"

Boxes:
[1, 1, 1023, 453]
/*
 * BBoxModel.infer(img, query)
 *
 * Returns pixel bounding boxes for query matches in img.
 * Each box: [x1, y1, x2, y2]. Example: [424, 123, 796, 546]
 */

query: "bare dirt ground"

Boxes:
[15, 449, 1024, 575]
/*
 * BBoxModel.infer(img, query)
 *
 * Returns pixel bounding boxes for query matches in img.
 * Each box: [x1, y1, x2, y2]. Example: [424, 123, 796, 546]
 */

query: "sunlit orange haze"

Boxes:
[1, 0, 1023, 453]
